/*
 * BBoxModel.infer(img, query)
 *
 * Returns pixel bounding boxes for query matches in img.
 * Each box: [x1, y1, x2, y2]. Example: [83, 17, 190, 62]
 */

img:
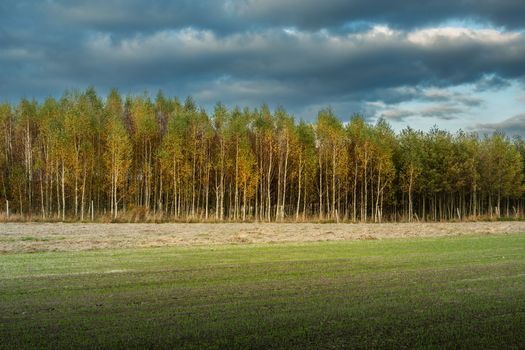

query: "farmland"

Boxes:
[0, 224, 524, 349]
[2, 221, 525, 253]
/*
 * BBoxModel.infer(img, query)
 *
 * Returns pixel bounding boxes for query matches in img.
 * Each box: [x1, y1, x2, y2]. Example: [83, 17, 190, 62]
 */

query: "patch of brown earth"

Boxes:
[1, 221, 524, 253]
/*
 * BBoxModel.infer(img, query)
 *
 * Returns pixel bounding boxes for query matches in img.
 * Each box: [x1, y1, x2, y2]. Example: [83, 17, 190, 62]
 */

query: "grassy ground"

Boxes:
[1, 234, 524, 349]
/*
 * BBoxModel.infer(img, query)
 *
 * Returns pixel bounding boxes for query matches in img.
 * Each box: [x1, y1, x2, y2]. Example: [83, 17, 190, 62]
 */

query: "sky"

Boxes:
[1, 0, 525, 134]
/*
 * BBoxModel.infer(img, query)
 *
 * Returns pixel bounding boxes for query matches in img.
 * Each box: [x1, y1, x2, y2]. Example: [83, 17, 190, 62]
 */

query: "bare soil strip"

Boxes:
[1, 221, 524, 253]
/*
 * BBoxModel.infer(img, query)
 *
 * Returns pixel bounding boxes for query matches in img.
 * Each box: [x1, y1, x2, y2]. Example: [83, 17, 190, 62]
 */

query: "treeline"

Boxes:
[1, 88, 524, 222]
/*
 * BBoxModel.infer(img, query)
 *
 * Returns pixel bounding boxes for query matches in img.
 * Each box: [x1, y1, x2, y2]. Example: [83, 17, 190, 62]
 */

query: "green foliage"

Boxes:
[1, 89, 525, 221]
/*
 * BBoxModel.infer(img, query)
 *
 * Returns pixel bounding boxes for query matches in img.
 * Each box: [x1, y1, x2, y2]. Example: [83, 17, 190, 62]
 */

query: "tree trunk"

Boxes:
[353, 162, 358, 222]
[40, 171, 45, 219]
[332, 145, 336, 219]
[267, 147, 272, 222]
[282, 137, 289, 221]
[61, 158, 65, 221]
[318, 153, 323, 220]
[408, 167, 413, 222]
[81, 164, 86, 221]
[234, 142, 239, 220]
[295, 155, 302, 221]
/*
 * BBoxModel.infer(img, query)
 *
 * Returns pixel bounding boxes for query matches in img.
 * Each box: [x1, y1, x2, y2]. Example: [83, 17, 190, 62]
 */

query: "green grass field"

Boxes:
[1, 234, 524, 349]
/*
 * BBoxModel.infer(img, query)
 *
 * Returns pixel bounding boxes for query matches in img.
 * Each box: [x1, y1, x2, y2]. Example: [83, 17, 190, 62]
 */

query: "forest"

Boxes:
[1, 88, 524, 222]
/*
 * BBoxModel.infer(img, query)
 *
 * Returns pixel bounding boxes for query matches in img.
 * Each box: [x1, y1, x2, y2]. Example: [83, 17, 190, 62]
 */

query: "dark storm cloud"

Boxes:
[42, 0, 235, 34]
[55, 27, 523, 111]
[40, 0, 525, 32]
[234, 0, 525, 30]
[1, 0, 525, 119]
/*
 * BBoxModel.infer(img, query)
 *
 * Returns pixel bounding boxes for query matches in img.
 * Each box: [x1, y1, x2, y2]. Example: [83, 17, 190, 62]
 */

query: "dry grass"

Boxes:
[1, 221, 524, 253]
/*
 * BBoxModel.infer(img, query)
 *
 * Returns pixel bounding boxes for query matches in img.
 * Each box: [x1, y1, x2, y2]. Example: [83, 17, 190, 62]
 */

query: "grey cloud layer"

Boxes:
[381, 105, 465, 122]
[476, 113, 525, 136]
[235, 0, 525, 30]
[39, 0, 525, 32]
[1, 0, 524, 122]
[377, 87, 485, 122]
[33, 27, 525, 105]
